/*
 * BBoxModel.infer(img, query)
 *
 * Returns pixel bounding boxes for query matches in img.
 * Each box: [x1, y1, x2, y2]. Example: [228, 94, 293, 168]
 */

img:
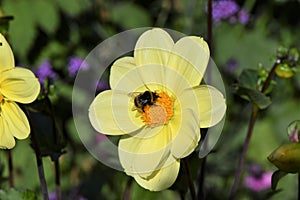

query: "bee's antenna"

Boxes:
[144, 84, 151, 91]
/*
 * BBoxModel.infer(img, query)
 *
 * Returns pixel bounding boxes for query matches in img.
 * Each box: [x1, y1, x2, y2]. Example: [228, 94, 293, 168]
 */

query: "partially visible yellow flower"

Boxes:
[89, 28, 226, 191]
[0, 33, 40, 149]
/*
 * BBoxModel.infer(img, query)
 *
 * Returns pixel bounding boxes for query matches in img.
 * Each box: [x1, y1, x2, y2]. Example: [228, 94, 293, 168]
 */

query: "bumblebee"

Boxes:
[134, 91, 159, 112]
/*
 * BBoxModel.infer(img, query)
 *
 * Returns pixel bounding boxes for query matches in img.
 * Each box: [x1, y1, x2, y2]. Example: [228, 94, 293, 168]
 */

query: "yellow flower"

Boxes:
[89, 28, 226, 191]
[0, 33, 40, 149]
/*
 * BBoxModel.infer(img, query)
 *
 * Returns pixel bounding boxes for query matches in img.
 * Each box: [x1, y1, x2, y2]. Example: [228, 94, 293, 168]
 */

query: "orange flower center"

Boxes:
[140, 92, 174, 127]
[0, 94, 3, 102]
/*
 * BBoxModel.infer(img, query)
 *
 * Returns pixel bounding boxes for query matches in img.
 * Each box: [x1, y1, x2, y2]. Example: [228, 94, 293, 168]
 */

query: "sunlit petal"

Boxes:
[2, 101, 30, 139]
[118, 125, 172, 178]
[167, 36, 210, 86]
[0, 34, 14, 72]
[181, 85, 226, 128]
[134, 28, 174, 66]
[89, 90, 143, 135]
[110, 56, 136, 90]
[171, 109, 200, 159]
[0, 68, 40, 103]
[132, 156, 180, 191]
[112, 64, 166, 93]
[0, 113, 15, 149]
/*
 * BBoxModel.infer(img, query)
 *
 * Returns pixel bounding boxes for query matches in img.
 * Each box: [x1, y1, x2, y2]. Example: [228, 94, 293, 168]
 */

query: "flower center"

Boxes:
[140, 92, 174, 127]
[0, 94, 3, 102]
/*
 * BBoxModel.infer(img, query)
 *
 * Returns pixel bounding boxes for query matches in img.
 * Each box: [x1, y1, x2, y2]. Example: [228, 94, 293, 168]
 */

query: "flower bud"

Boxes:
[275, 63, 294, 78]
[268, 142, 300, 173]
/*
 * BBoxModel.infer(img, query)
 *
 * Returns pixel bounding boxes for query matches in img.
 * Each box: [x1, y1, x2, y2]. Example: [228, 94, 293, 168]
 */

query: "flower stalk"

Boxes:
[183, 159, 196, 200]
[229, 61, 280, 199]
[7, 149, 14, 188]
[29, 118, 49, 200]
[123, 178, 132, 200]
[55, 159, 61, 200]
[298, 173, 300, 200]
[197, 0, 213, 197]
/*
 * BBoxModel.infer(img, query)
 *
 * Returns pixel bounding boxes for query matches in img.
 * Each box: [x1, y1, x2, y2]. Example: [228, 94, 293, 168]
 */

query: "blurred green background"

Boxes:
[1, 0, 300, 199]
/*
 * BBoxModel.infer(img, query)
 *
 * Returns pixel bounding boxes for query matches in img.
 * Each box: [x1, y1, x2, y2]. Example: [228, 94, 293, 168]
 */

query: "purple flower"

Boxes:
[212, 0, 239, 23]
[96, 80, 110, 91]
[67, 56, 89, 77]
[211, 0, 250, 25]
[238, 9, 250, 24]
[49, 191, 87, 200]
[244, 165, 272, 191]
[35, 60, 57, 83]
[225, 59, 239, 73]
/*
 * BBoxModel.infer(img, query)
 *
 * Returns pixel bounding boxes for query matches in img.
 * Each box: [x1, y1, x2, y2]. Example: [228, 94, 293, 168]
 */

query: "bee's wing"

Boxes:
[128, 92, 140, 98]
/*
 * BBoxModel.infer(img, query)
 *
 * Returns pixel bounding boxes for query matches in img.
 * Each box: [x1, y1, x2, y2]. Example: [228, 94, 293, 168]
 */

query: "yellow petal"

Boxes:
[166, 36, 210, 86]
[0, 33, 14, 72]
[0, 117, 15, 149]
[0, 101, 29, 149]
[133, 156, 180, 191]
[134, 28, 174, 66]
[0, 67, 40, 103]
[89, 90, 143, 135]
[112, 64, 166, 93]
[181, 85, 226, 128]
[118, 125, 172, 178]
[171, 109, 200, 159]
[163, 65, 195, 95]
[109, 56, 136, 90]
[2, 101, 30, 139]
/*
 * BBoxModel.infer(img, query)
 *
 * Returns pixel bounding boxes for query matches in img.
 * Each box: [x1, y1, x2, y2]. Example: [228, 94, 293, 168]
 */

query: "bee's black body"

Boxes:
[134, 91, 159, 112]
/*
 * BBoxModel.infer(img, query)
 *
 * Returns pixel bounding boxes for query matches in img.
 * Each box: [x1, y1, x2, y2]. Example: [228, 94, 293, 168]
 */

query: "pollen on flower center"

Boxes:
[140, 92, 174, 127]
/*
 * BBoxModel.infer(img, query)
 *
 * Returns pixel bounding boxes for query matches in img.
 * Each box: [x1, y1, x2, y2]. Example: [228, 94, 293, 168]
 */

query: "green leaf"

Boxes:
[28, 98, 66, 161]
[234, 86, 272, 109]
[2, 0, 37, 61]
[238, 69, 258, 89]
[0, 188, 37, 200]
[0, 189, 21, 200]
[111, 2, 151, 29]
[271, 170, 288, 191]
[21, 190, 37, 200]
[55, 0, 92, 16]
[32, 0, 59, 34]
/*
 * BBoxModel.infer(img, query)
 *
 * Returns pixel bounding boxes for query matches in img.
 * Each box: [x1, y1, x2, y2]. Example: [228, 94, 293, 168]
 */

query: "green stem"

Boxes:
[207, 0, 212, 48]
[123, 178, 132, 200]
[197, 0, 213, 197]
[229, 61, 280, 199]
[298, 173, 300, 200]
[229, 105, 259, 199]
[27, 111, 49, 200]
[37, 157, 49, 200]
[55, 159, 61, 200]
[183, 159, 196, 200]
[261, 59, 280, 93]
[197, 156, 206, 199]
[7, 149, 14, 188]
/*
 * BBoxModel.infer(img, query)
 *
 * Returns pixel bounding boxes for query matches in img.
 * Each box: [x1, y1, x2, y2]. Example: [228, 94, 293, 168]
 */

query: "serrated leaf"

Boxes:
[271, 170, 287, 191]
[235, 86, 272, 109]
[111, 2, 151, 29]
